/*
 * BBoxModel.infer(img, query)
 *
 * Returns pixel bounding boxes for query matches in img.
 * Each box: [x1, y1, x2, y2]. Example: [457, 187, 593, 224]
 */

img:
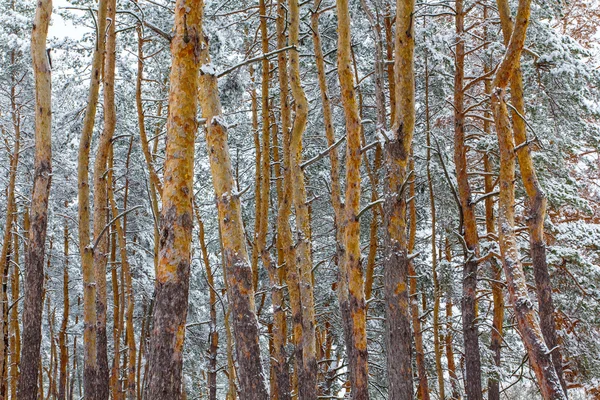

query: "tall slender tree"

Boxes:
[16, 0, 52, 396]
[198, 3, 269, 398]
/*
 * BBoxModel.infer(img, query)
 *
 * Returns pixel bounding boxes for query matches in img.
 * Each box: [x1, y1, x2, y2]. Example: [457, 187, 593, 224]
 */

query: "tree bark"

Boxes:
[0, 83, 20, 400]
[496, 0, 567, 394]
[336, 1, 370, 399]
[453, 1, 483, 398]
[382, 0, 415, 398]
[17, 0, 53, 397]
[76, 0, 109, 396]
[92, 0, 117, 396]
[198, 13, 269, 399]
[275, 0, 304, 393]
[143, 0, 202, 396]
[491, 1, 566, 398]
[287, 0, 318, 397]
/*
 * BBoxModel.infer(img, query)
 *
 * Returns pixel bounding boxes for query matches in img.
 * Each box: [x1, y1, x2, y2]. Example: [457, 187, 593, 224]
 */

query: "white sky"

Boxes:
[49, 0, 89, 40]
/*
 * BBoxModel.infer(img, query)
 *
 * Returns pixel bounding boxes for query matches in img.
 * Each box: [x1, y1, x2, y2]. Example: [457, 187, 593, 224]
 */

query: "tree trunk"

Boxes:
[9, 230, 21, 400]
[382, 0, 415, 398]
[275, 0, 304, 392]
[453, 1, 483, 398]
[496, 0, 567, 393]
[59, 215, 70, 400]
[17, 0, 53, 397]
[0, 50, 23, 400]
[143, 0, 202, 396]
[336, 1, 370, 399]
[193, 204, 219, 400]
[287, 0, 318, 397]
[198, 9, 269, 398]
[76, 0, 109, 396]
[491, 1, 566, 398]
[92, 1, 116, 397]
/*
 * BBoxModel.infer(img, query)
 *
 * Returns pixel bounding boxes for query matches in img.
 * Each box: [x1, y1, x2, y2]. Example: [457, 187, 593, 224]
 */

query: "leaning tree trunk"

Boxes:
[382, 0, 415, 398]
[491, 0, 566, 398]
[16, 0, 53, 397]
[198, 8, 269, 399]
[496, 0, 567, 394]
[143, 0, 203, 397]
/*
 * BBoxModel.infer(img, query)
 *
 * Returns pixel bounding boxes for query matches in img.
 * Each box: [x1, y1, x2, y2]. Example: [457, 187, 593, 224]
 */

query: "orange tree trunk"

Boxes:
[288, 0, 318, 397]
[336, 0, 370, 399]
[382, 0, 415, 398]
[76, 0, 108, 396]
[197, 9, 269, 399]
[453, 1, 483, 398]
[143, 0, 202, 396]
[275, 0, 304, 392]
[17, 0, 53, 398]
[92, 0, 117, 396]
[491, 0, 566, 398]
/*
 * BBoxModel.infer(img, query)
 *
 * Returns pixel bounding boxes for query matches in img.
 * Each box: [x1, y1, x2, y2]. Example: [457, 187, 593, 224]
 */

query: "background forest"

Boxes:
[1, 0, 600, 399]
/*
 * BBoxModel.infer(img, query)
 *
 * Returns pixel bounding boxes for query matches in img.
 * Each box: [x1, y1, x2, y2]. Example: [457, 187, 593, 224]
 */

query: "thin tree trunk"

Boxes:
[254, 7, 291, 394]
[444, 244, 461, 400]
[382, 0, 415, 398]
[198, 7, 269, 398]
[17, 0, 53, 397]
[0, 50, 22, 400]
[109, 222, 121, 400]
[59, 215, 70, 400]
[77, 0, 109, 396]
[453, 1, 483, 398]
[275, 0, 304, 393]
[408, 157, 430, 400]
[108, 151, 136, 400]
[287, 0, 318, 397]
[425, 49, 444, 400]
[9, 230, 21, 400]
[92, 1, 117, 397]
[192, 203, 219, 400]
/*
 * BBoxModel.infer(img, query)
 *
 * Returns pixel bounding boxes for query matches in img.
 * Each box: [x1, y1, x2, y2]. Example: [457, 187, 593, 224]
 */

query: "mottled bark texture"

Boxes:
[382, 0, 415, 398]
[17, 0, 53, 397]
[143, 0, 202, 397]
[198, 6, 269, 398]
[336, 0, 370, 399]
[491, 0, 566, 398]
